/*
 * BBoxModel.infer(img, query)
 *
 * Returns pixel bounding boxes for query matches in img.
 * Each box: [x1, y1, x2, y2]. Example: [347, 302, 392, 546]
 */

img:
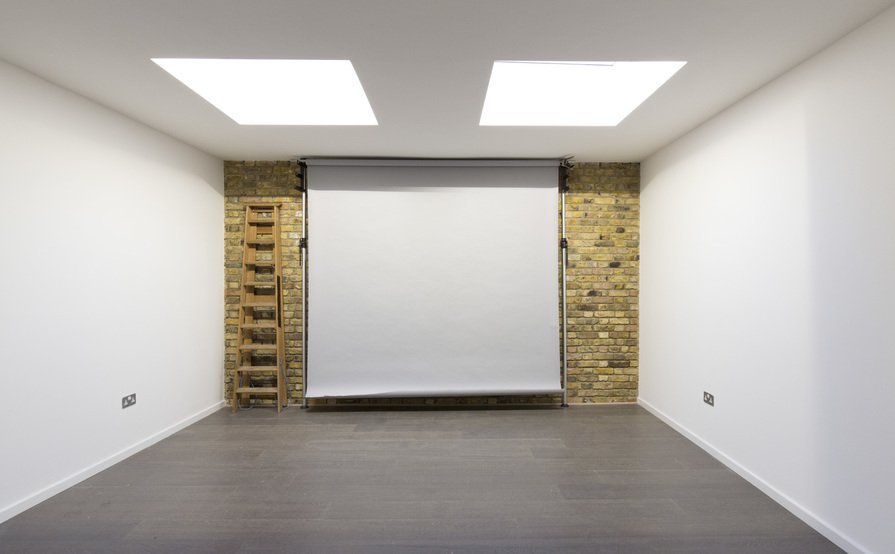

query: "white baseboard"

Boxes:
[0, 400, 225, 524]
[637, 397, 868, 554]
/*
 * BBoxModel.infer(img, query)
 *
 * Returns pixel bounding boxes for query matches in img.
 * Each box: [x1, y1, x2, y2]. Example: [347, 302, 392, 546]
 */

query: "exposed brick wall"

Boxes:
[223, 160, 639, 406]
[224, 161, 303, 405]
[565, 163, 640, 402]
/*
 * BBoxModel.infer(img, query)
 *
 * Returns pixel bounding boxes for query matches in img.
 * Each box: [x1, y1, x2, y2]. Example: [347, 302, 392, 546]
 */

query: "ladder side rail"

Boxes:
[273, 205, 287, 410]
[233, 205, 252, 412]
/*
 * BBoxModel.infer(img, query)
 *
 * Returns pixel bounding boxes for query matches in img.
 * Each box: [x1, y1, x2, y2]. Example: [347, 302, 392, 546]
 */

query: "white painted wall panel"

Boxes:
[0, 60, 224, 522]
[640, 7, 895, 553]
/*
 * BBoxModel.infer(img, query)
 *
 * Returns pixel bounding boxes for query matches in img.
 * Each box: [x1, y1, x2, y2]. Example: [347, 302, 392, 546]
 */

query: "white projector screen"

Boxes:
[305, 160, 561, 397]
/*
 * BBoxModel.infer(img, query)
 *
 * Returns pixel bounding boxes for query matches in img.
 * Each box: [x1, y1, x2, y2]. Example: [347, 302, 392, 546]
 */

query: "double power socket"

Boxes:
[121, 393, 137, 409]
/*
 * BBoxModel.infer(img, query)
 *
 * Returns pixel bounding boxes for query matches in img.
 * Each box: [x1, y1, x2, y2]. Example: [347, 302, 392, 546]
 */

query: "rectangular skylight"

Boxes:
[479, 61, 686, 126]
[151, 58, 377, 125]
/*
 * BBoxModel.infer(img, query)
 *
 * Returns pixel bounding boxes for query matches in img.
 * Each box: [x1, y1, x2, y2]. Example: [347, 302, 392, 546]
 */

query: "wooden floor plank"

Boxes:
[0, 405, 842, 553]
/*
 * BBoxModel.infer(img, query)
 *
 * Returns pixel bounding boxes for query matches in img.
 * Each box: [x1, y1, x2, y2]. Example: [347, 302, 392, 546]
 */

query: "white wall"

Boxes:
[640, 6, 895, 554]
[0, 59, 224, 522]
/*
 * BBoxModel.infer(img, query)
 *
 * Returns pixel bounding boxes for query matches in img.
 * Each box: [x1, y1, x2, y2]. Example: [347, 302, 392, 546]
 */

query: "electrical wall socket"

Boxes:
[703, 391, 715, 407]
[122, 393, 136, 409]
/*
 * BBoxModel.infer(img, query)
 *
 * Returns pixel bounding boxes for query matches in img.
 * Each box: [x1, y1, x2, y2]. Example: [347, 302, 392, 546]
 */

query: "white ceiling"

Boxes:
[1, 0, 893, 161]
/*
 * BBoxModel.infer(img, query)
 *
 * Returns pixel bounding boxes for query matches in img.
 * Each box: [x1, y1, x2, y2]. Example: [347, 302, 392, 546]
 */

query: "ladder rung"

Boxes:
[244, 301, 276, 307]
[236, 366, 279, 373]
[238, 344, 278, 351]
[245, 260, 275, 267]
[240, 322, 277, 329]
[245, 281, 275, 287]
[235, 387, 278, 394]
[246, 239, 275, 245]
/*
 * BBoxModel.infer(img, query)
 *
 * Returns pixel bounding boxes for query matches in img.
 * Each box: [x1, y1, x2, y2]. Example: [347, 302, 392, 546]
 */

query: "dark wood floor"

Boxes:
[0, 405, 841, 553]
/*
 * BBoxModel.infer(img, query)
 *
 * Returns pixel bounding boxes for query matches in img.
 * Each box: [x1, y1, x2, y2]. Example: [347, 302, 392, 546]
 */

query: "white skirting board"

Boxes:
[0, 400, 225, 525]
[637, 398, 867, 554]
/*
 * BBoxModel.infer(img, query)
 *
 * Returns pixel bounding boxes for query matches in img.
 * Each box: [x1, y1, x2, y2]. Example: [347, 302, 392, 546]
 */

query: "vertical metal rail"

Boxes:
[560, 163, 570, 408]
[299, 162, 309, 409]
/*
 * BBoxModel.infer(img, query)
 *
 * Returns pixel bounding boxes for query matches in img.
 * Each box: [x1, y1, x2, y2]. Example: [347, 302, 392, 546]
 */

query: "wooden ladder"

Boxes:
[233, 204, 287, 412]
